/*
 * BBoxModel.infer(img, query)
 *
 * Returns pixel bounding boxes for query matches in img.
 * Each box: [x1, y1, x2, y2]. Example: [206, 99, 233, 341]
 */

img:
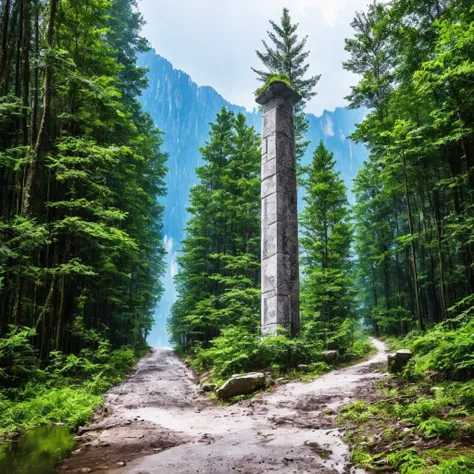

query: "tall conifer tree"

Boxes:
[169, 109, 261, 349]
[300, 142, 353, 347]
[253, 8, 320, 162]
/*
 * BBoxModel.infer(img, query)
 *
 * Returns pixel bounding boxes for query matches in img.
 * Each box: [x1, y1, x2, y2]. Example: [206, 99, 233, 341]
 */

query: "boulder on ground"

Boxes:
[320, 350, 339, 363]
[388, 349, 413, 373]
[216, 372, 265, 399]
[201, 383, 217, 392]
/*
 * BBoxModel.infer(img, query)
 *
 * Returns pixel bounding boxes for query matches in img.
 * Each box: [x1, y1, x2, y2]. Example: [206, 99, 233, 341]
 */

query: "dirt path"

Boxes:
[61, 339, 388, 474]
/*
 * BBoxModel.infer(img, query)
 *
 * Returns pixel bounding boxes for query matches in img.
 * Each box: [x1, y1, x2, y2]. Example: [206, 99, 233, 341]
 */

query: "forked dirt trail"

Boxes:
[61, 339, 388, 474]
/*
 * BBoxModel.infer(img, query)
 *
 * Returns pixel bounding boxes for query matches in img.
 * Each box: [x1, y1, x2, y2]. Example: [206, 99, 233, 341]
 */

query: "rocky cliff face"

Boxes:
[137, 49, 367, 346]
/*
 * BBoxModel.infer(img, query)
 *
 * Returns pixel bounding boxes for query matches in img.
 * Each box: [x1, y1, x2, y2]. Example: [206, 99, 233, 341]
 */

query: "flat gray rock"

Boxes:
[216, 373, 265, 399]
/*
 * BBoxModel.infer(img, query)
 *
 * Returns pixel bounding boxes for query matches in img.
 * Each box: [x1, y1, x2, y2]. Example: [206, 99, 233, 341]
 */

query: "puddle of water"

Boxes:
[0, 425, 75, 474]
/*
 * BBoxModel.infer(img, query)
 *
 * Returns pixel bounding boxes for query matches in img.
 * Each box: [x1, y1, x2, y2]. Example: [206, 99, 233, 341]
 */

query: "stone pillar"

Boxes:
[256, 81, 302, 337]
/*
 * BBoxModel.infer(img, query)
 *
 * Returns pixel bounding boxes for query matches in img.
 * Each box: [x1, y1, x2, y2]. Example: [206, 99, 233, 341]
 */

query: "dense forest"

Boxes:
[0, 0, 167, 438]
[348, 0, 474, 336]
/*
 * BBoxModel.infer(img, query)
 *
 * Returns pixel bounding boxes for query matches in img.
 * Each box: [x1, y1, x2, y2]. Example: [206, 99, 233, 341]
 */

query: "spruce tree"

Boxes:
[300, 142, 353, 348]
[169, 109, 261, 349]
[253, 8, 320, 162]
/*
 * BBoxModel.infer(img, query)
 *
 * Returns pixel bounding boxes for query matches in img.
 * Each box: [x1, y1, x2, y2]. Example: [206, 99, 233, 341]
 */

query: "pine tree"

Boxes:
[0, 0, 167, 355]
[169, 109, 261, 349]
[300, 141, 353, 348]
[253, 8, 320, 162]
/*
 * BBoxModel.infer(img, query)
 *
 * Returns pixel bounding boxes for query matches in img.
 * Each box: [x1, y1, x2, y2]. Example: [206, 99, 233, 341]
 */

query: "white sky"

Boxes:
[138, 0, 373, 116]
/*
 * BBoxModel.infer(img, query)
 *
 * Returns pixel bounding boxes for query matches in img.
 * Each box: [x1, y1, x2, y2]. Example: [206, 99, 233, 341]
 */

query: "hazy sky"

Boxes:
[138, 0, 371, 116]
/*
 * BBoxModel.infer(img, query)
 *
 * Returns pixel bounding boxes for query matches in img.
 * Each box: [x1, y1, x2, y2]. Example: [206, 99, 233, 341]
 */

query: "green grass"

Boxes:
[254, 74, 298, 97]
[0, 387, 102, 438]
[339, 321, 474, 472]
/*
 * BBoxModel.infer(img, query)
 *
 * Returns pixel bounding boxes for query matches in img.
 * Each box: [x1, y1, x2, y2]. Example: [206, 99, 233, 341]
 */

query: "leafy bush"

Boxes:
[398, 320, 474, 380]
[418, 417, 458, 439]
[0, 386, 102, 436]
[0, 327, 40, 387]
[190, 325, 325, 382]
[435, 456, 474, 474]
[190, 321, 375, 384]
[0, 327, 140, 440]
[397, 397, 438, 423]
[387, 448, 427, 474]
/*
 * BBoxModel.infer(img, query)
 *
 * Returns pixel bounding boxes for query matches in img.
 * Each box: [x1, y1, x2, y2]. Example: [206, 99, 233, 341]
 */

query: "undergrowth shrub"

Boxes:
[0, 326, 141, 440]
[189, 319, 374, 383]
[418, 417, 458, 439]
[398, 320, 474, 380]
[0, 326, 40, 387]
[387, 448, 427, 474]
[435, 456, 474, 474]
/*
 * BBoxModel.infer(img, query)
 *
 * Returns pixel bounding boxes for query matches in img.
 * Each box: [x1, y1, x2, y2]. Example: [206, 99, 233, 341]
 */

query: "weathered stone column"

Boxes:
[256, 81, 302, 337]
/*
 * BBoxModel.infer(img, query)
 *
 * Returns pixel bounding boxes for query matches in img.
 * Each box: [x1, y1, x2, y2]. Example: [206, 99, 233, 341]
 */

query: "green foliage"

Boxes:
[391, 320, 474, 381]
[435, 456, 474, 474]
[0, 329, 139, 440]
[0, 388, 102, 437]
[417, 418, 457, 439]
[189, 325, 327, 384]
[386, 449, 427, 474]
[397, 398, 437, 423]
[0, 327, 39, 386]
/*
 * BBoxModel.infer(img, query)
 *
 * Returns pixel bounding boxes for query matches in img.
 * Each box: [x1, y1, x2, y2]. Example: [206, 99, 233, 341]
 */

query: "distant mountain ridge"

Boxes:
[137, 49, 367, 346]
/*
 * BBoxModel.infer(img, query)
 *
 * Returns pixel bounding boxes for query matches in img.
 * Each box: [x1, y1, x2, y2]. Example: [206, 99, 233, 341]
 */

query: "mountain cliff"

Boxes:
[137, 49, 367, 346]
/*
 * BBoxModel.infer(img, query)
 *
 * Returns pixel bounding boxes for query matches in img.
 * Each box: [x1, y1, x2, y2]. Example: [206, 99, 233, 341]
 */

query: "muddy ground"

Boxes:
[59, 339, 388, 474]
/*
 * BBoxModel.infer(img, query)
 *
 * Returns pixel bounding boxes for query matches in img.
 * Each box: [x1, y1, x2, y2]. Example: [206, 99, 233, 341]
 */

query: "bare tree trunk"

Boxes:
[21, 0, 57, 217]
[29, 0, 39, 143]
[402, 152, 425, 332]
[21, 0, 30, 146]
[0, 0, 12, 82]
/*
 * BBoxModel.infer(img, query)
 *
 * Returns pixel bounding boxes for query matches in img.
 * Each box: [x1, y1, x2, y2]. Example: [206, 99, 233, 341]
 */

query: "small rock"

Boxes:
[116, 461, 127, 467]
[430, 386, 444, 393]
[201, 383, 217, 392]
[388, 349, 413, 373]
[320, 350, 339, 363]
[71, 448, 82, 455]
[297, 364, 309, 373]
[80, 469, 92, 473]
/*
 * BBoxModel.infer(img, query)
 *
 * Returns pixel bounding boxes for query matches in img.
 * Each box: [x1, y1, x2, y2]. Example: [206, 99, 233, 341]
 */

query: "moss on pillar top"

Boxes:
[255, 74, 303, 106]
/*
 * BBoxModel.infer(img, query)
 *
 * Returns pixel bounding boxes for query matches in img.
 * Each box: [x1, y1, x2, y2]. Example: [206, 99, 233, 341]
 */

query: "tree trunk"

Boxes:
[0, 0, 11, 82]
[21, 0, 57, 217]
[21, 0, 30, 146]
[402, 152, 425, 332]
